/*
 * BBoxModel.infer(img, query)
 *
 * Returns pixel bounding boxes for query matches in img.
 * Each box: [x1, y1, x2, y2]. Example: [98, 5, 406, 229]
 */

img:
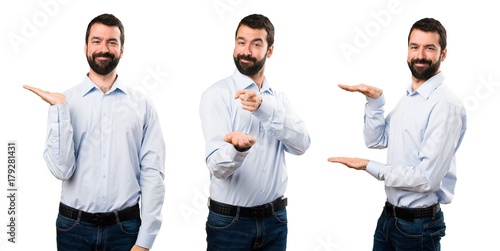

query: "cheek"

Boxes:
[233, 48, 241, 57]
[115, 48, 123, 57]
[407, 51, 417, 59]
[86, 46, 98, 56]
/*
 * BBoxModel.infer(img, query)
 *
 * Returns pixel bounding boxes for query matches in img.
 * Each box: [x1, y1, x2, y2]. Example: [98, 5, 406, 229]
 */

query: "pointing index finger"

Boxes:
[234, 90, 245, 99]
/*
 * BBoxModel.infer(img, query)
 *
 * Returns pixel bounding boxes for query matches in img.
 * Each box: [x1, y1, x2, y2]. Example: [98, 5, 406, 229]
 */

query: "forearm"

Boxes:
[44, 105, 76, 180]
[363, 95, 388, 149]
[135, 168, 165, 249]
[252, 96, 310, 155]
[206, 144, 249, 179]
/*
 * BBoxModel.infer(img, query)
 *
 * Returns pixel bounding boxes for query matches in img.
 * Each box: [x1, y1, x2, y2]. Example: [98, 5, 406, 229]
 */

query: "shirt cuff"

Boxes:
[251, 96, 272, 121]
[365, 160, 385, 180]
[366, 93, 385, 109]
[49, 104, 70, 122]
[135, 232, 156, 250]
[228, 144, 250, 161]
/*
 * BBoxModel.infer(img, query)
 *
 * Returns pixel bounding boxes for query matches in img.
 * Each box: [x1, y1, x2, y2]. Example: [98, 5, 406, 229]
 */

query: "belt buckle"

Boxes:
[91, 213, 108, 226]
[386, 204, 413, 221]
[251, 205, 267, 218]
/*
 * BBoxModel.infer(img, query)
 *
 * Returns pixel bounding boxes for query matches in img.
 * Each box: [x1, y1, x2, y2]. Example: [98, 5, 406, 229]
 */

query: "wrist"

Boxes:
[234, 146, 251, 152]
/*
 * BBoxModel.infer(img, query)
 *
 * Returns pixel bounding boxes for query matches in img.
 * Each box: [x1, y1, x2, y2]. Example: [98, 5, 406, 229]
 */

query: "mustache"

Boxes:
[92, 52, 115, 60]
[236, 54, 256, 63]
[410, 58, 432, 66]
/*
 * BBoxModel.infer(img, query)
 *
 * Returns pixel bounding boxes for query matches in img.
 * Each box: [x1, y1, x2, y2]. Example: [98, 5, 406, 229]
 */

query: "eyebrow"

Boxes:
[409, 42, 437, 48]
[236, 36, 264, 43]
[90, 36, 119, 42]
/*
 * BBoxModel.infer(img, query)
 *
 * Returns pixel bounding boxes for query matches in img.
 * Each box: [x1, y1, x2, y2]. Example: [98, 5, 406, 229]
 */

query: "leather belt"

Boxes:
[59, 202, 140, 226]
[209, 197, 287, 218]
[385, 201, 440, 221]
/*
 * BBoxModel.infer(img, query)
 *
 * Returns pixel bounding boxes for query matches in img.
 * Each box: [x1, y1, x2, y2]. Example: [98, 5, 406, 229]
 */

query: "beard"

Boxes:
[407, 57, 441, 80]
[87, 52, 120, 75]
[234, 54, 266, 76]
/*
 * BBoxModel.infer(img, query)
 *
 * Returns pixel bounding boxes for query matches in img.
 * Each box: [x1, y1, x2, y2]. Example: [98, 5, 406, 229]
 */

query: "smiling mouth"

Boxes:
[239, 59, 253, 64]
[96, 56, 111, 60]
[414, 63, 429, 68]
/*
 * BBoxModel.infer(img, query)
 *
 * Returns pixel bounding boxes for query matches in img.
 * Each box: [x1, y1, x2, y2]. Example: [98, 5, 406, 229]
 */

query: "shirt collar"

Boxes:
[232, 70, 274, 95]
[79, 74, 127, 97]
[406, 72, 445, 99]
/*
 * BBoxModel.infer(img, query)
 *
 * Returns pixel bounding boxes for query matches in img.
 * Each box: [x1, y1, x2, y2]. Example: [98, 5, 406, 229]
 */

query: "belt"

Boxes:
[59, 202, 140, 226]
[209, 197, 287, 218]
[385, 202, 440, 221]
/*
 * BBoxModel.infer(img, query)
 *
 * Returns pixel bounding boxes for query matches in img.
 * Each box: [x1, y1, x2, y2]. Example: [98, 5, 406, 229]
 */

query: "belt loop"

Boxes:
[269, 201, 275, 215]
[235, 206, 241, 219]
[77, 210, 82, 223]
[113, 211, 120, 223]
[432, 204, 439, 220]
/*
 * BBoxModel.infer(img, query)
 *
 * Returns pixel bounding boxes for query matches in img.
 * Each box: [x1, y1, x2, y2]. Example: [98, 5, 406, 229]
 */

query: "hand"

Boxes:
[224, 132, 256, 150]
[338, 84, 382, 99]
[23, 85, 66, 105]
[327, 157, 369, 171]
[131, 244, 149, 251]
[235, 90, 262, 112]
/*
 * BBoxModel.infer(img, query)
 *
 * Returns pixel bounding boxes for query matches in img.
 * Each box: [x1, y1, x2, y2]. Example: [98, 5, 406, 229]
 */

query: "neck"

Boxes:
[88, 70, 117, 93]
[411, 71, 440, 92]
[411, 77, 425, 92]
[249, 68, 265, 89]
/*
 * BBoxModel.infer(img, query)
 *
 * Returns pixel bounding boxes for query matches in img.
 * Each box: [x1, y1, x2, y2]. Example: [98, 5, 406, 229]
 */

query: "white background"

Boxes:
[1, 0, 499, 250]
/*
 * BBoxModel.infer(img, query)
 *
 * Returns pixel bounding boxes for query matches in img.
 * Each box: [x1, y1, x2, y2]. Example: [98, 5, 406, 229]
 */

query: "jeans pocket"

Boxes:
[426, 214, 446, 242]
[119, 218, 141, 235]
[273, 209, 288, 224]
[206, 211, 237, 230]
[56, 214, 79, 232]
[395, 218, 422, 238]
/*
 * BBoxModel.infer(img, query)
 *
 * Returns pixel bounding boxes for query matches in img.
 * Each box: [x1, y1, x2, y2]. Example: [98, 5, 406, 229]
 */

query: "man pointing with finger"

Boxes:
[199, 14, 310, 250]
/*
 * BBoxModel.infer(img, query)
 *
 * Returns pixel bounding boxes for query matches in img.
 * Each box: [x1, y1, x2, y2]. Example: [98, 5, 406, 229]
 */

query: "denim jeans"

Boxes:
[56, 213, 141, 251]
[373, 206, 446, 251]
[206, 208, 288, 251]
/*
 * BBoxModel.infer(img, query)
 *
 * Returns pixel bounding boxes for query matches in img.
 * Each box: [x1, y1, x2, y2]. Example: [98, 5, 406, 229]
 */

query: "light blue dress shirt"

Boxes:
[200, 70, 311, 207]
[44, 75, 165, 248]
[364, 72, 467, 208]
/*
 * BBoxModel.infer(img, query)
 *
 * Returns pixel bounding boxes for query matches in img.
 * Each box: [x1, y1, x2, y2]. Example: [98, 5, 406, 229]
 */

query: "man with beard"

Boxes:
[328, 18, 467, 250]
[199, 14, 310, 250]
[23, 13, 165, 251]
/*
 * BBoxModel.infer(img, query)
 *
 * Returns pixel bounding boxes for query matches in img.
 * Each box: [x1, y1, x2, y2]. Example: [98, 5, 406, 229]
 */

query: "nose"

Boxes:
[97, 42, 109, 53]
[415, 48, 425, 59]
[242, 44, 251, 56]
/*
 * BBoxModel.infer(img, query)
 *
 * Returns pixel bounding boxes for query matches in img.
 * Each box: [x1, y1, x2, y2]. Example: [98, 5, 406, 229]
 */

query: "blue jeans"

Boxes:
[206, 208, 288, 251]
[373, 206, 446, 251]
[56, 214, 141, 251]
